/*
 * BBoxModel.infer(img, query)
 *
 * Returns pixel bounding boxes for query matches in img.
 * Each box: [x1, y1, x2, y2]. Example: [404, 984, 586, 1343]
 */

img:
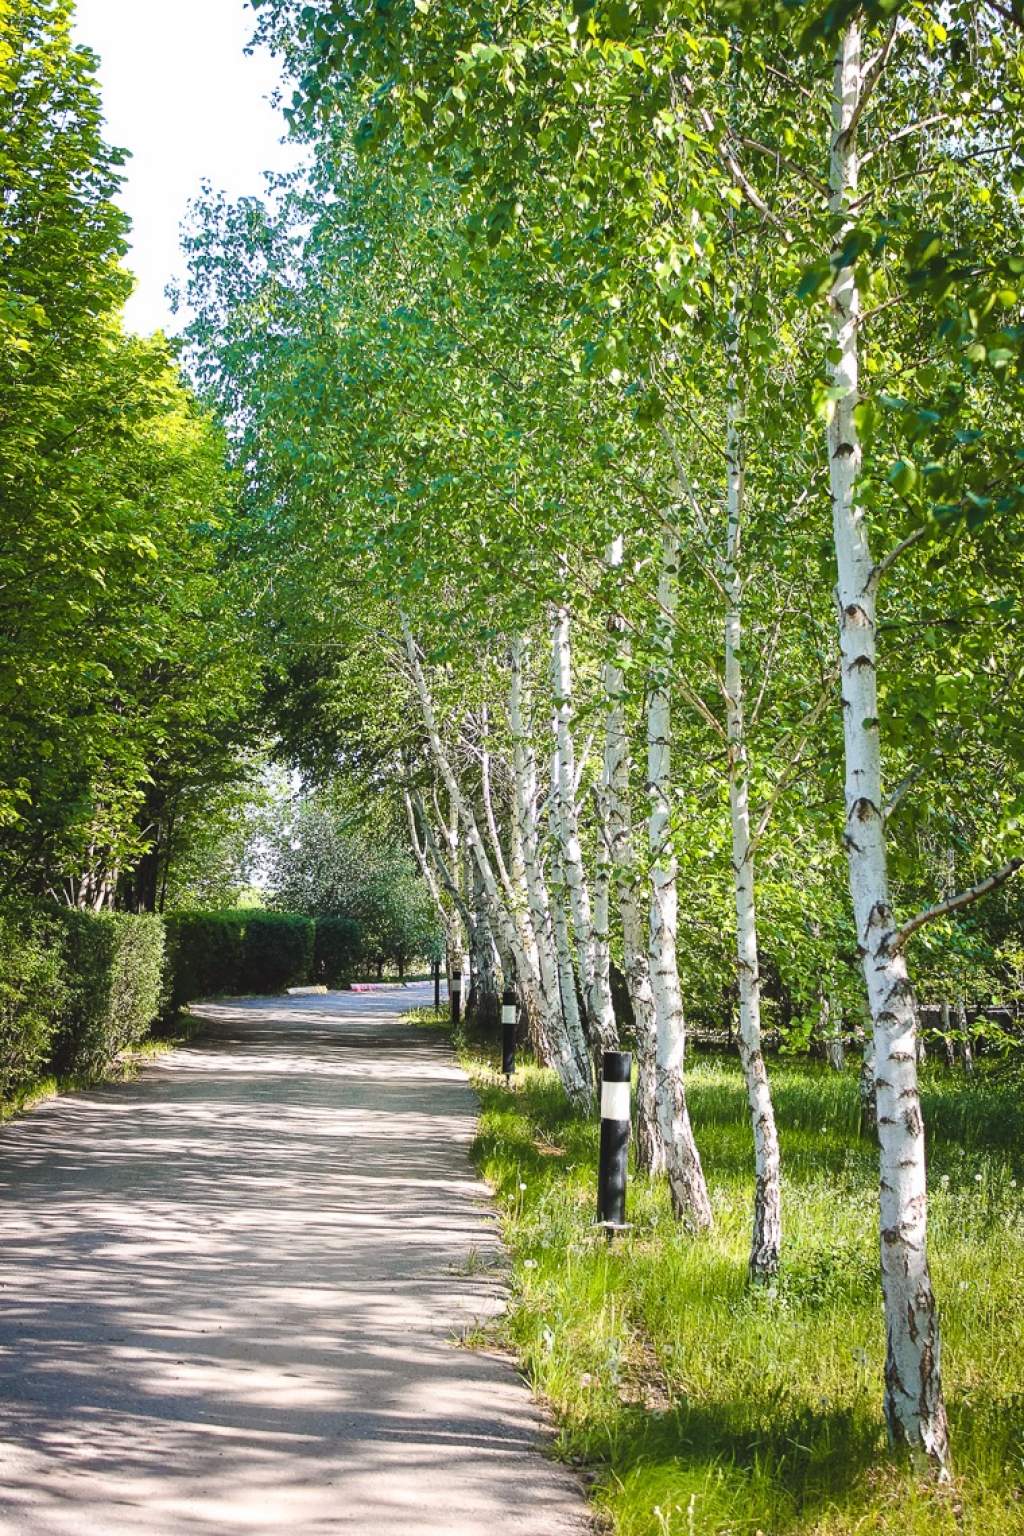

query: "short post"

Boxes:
[501, 986, 517, 1084]
[450, 968, 462, 1029]
[597, 1050, 632, 1238]
[433, 959, 441, 1015]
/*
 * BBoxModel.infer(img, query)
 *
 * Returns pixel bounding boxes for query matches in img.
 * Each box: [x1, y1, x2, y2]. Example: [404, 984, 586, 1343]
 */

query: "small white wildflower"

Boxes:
[519, 1181, 527, 1191]
[1011, 1180, 1018, 1190]
[523, 1259, 538, 1271]
[974, 1173, 983, 1183]
[959, 1280, 969, 1291]
[579, 1372, 593, 1388]
[940, 1174, 950, 1186]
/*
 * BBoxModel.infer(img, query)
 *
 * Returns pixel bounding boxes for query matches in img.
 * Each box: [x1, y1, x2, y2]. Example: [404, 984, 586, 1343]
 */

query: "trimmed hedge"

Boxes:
[314, 915, 362, 987]
[0, 908, 165, 1103]
[241, 911, 314, 995]
[163, 909, 318, 1010]
[0, 912, 66, 1100]
[56, 911, 166, 1077]
[163, 911, 246, 1013]
[0, 905, 356, 1112]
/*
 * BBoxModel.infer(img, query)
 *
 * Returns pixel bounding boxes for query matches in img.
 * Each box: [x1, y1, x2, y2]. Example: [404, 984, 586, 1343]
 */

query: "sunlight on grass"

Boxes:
[459, 1040, 1024, 1536]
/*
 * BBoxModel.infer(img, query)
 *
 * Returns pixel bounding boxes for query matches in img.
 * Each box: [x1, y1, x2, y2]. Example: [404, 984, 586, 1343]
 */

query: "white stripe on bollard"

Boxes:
[501, 1005, 516, 1025]
[601, 1079, 631, 1122]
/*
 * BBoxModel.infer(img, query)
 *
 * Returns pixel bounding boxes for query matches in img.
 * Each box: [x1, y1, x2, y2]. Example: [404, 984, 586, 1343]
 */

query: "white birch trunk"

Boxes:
[647, 524, 713, 1228]
[822, 993, 845, 1071]
[509, 634, 593, 1104]
[827, 25, 948, 1471]
[723, 319, 782, 1280]
[957, 1000, 974, 1074]
[604, 539, 663, 1174]
[551, 605, 618, 1057]
[401, 620, 591, 1098]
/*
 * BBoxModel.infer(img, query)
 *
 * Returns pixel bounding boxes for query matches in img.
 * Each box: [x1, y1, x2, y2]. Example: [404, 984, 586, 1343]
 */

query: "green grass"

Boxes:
[438, 1027, 1024, 1536]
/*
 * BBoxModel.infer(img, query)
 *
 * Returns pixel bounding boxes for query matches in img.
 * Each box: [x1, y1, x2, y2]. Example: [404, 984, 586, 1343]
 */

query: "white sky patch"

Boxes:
[72, 0, 302, 336]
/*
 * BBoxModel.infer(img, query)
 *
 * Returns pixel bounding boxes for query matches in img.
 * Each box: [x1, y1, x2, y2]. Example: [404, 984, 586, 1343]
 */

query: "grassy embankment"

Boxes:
[406, 1005, 1024, 1535]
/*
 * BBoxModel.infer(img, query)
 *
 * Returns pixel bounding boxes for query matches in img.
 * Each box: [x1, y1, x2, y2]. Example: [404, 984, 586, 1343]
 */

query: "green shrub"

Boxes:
[56, 911, 165, 1077]
[314, 915, 362, 986]
[163, 910, 246, 1013]
[164, 909, 315, 1010]
[241, 911, 314, 993]
[0, 912, 66, 1101]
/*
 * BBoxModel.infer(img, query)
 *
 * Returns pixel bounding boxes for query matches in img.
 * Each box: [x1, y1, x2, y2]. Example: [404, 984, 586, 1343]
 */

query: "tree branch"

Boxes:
[888, 857, 1024, 953]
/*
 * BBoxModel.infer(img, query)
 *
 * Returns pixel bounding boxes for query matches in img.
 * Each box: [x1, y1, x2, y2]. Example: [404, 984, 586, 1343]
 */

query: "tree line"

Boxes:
[179, 0, 1024, 1477]
[3, 0, 1023, 1486]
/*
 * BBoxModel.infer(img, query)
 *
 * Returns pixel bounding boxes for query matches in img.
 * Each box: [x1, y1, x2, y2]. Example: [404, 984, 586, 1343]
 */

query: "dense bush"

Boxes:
[163, 911, 246, 1013]
[0, 912, 66, 1101]
[313, 915, 362, 986]
[164, 909, 316, 1009]
[55, 911, 165, 1077]
[241, 911, 314, 993]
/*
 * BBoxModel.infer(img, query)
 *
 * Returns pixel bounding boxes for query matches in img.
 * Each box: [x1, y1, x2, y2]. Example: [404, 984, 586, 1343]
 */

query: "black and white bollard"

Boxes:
[501, 987, 517, 1083]
[450, 968, 462, 1029]
[434, 959, 441, 1015]
[597, 1050, 632, 1237]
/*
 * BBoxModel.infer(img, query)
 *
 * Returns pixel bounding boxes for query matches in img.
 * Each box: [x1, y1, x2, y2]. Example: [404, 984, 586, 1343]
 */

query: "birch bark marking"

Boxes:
[604, 538, 663, 1174]
[648, 524, 713, 1228]
[827, 24, 949, 1472]
[723, 304, 782, 1280]
[552, 605, 618, 1056]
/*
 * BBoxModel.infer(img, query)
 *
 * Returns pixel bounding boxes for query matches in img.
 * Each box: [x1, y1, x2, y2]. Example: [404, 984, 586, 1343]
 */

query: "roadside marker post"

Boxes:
[597, 1050, 632, 1240]
[451, 970, 462, 1029]
[501, 987, 517, 1084]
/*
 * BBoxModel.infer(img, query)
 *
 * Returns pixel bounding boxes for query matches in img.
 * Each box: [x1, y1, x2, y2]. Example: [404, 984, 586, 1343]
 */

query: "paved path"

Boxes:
[0, 985, 589, 1535]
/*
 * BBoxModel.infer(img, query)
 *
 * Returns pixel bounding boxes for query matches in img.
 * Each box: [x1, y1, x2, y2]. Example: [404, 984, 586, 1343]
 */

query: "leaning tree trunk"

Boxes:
[404, 620, 590, 1105]
[552, 604, 618, 1057]
[647, 523, 713, 1228]
[827, 23, 948, 1472]
[722, 310, 782, 1281]
[604, 537, 663, 1173]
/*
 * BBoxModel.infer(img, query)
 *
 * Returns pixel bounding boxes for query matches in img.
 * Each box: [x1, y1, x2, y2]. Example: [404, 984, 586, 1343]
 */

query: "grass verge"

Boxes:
[0, 1009, 208, 1124]
[413, 1009, 1024, 1535]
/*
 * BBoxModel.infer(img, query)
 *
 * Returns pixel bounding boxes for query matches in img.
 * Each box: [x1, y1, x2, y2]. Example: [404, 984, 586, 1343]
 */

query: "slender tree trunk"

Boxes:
[647, 524, 713, 1228]
[821, 992, 845, 1071]
[603, 539, 663, 1173]
[469, 856, 501, 1031]
[957, 1000, 974, 1074]
[827, 24, 948, 1472]
[551, 605, 618, 1056]
[940, 1001, 956, 1069]
[402, 619, 592, 1100]
[723, 308, 782, 1281]
[509, 634, 593, 1103]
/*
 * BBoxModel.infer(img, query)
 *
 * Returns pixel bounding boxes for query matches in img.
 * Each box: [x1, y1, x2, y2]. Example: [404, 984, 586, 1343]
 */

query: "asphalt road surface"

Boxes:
[0, 983, 589, 1535]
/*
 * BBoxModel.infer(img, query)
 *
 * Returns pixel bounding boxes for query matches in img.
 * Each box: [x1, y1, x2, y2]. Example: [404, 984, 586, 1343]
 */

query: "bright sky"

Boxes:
[72, 0, 301, 336]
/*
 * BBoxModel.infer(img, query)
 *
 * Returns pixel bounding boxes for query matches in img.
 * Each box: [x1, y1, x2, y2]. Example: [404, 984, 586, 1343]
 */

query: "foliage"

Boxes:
[0, 0, 256, 912]
[0, 910, 66, 1100]
[55, 910, 165, 1076]
[313, 914, 363, 986]
[462, 1042, 1024, 1536]
[240, 910, 314, 994]
[261, 790, 440, 974]
[163, 908, 315, 1010]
